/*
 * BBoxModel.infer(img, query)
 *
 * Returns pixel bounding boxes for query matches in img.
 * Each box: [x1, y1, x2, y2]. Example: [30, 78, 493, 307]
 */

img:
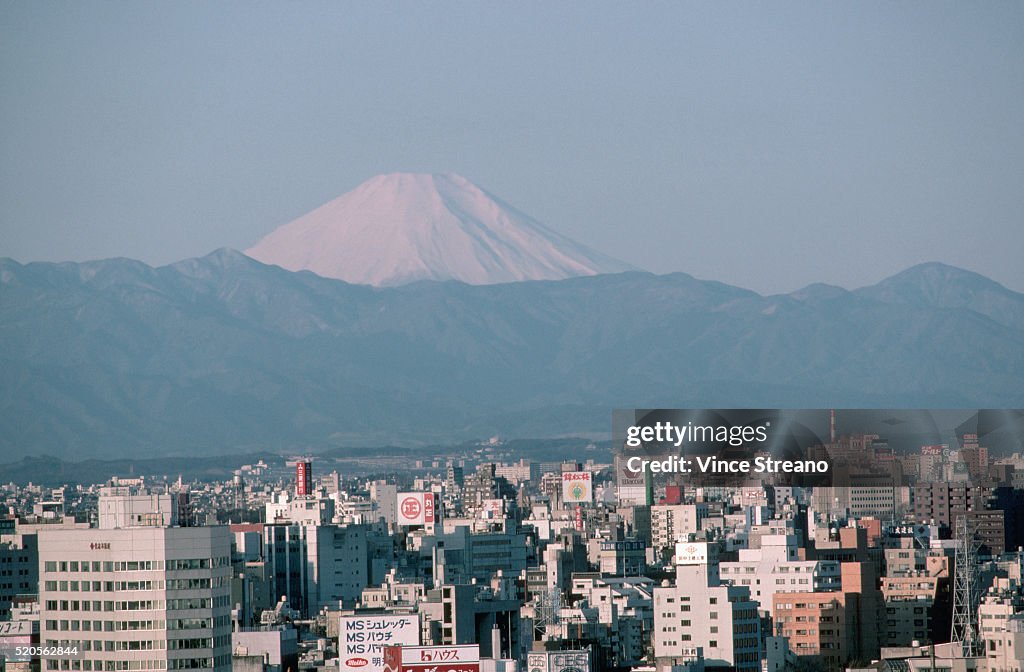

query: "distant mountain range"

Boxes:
[246, 173, 635, 286]
[2, 250, 1022, 461]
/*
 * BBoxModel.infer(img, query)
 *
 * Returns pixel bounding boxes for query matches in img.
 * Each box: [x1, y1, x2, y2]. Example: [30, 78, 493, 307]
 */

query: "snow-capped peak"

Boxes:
[244, 172, 636, 286]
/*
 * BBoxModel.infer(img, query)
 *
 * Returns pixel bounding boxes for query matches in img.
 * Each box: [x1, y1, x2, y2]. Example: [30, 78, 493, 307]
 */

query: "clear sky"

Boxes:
[2, 2, 1022, 294]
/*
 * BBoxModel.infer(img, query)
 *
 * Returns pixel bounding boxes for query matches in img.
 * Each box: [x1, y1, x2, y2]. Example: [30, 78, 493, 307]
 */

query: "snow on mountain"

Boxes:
[244, 172, 636, 286]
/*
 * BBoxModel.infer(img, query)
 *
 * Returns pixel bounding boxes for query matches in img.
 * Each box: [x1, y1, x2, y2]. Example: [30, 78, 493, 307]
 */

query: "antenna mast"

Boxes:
[950, 515, 981, 657]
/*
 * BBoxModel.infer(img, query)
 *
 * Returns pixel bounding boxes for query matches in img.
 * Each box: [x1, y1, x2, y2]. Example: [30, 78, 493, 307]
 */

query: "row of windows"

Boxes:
[166, 597, 209, 609]
[168, 638, 213, 650]
[45, 561, 163, 573]
[167, 579, 209, 591]
[44, 653, 229, 670]
[722, 564, 831, 574]
[45, 636, 227, 651]
[46, 600, 166, 612]
[167, 578, 228, 590]
[44, 558, 229, 574]
[168, 657, 218, 669]
[44, 581, 165, 592]
[0, 568, 33, 576]
[779, 615, 839, 623]
[45, 620, 166, 632]
[169, 595, 230, 609]
[45, 638, 164, 651]
[47, 660, 166, 671]
[178, 616, 229, 630]
[168, 558, 231, 570]
[776, 602, 837, 610]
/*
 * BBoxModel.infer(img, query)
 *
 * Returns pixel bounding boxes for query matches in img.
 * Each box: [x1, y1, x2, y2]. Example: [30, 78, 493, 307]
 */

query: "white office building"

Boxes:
[719, 534, 840, 614]
[653, 539, 761, 671]
[97, 487, 179, 530]
[651, 504, 708, 552]
[38, 526, 233, 671]
[264, 492, 334, 526]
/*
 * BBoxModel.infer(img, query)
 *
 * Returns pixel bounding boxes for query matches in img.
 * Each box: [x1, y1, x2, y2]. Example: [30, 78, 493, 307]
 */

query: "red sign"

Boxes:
[424, 494, 435, 523]
[296, 461, 312, 496]
[384, 646, 401, 672]
[403, 665, 479, 672]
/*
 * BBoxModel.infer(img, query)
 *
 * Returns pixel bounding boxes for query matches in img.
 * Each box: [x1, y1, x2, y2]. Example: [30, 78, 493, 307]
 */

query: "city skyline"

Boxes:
[5, 423, 1024, 670]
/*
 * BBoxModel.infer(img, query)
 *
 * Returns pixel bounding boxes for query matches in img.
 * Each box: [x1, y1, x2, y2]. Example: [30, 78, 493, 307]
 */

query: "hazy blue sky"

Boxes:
[2, 3, 1022, 294]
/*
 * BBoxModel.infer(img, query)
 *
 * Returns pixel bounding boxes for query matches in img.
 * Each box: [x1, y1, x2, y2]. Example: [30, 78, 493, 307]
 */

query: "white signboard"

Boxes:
[527, 650, 590, 672]
[396, 492, 435, 526]
[401, 645, 480, 665]
[561, 471, 592, 504]
[339, 614, 420, 672]
[0, 620, 32, 636]
[480, 499, 504, 519]
[0, 620, 36, 662]
[674, 541, 709, 565]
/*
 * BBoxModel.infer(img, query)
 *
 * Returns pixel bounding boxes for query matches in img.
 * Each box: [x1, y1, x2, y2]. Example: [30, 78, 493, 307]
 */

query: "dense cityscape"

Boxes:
[2, 430, 1024, 672]
[4, 4, 1022, 672]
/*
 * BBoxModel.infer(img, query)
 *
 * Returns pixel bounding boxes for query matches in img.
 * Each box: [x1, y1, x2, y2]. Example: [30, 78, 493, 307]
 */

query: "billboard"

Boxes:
[296, 461, 312, 496]
[0, 620, 35, 663]
[400, 645, 480, 665]
[384, 645, 480, 672]
[674, 540, 709, 565]
[480, 499, 504, 519]
[561, 471, 592, 504]
[616, 454, 646, 487]
[527, 651, 591, 672]
[397, 492, 436, 526]
[339, 615, 420, 672]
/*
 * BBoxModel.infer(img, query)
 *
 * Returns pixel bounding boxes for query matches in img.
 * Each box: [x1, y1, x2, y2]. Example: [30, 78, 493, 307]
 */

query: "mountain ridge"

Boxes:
[2, 253, 1022, 460]
[854, 261, 1024, 331]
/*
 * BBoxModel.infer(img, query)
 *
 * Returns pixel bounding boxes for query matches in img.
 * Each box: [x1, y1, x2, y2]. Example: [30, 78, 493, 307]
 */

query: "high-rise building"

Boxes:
[650, 504, 708, 552]
[720, 534, 841, 614]
[880, 540, 952, 647]
[38, 526, 233, 671]
[978, 577, 1024, 660]
[263, 522, 390, 615]
[912, 483, 1011, 555]
[0, 529, 37, 621]
[653, 538, 762, 670]
[772, 562, 881, 670]
[370, 481, 398, 525]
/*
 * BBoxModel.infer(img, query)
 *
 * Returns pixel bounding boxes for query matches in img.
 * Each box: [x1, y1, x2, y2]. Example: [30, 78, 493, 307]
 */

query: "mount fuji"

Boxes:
[245, 172, 636, 286]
